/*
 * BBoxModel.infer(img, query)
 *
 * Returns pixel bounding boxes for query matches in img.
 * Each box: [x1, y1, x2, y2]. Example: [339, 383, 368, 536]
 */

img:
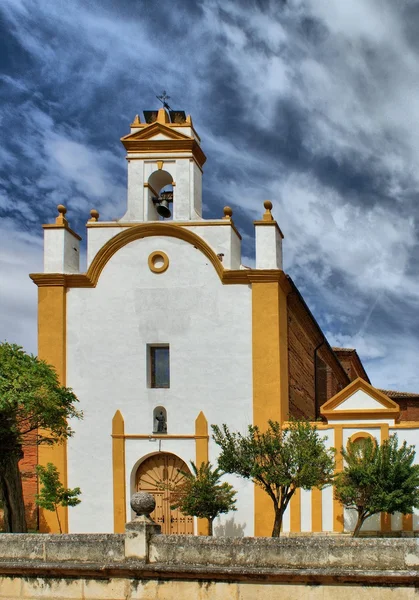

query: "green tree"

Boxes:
[35, 463, 81, 533]
[0, 342, 82, 532]
[335, 435, 419, 537]
[212, 420, 335, 537]
[170, 461, 237, 535]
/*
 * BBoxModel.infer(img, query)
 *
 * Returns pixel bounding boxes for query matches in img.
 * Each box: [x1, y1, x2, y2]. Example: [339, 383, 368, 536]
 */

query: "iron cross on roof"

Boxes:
[156, 91, 172, 111]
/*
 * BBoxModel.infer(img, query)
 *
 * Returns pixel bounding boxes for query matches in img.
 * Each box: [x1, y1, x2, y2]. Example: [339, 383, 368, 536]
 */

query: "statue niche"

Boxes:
[153, 406, 167, 434]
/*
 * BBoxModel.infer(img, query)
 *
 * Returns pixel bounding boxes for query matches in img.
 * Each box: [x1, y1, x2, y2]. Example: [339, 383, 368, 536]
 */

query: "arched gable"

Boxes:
[87, 222, 224, 286]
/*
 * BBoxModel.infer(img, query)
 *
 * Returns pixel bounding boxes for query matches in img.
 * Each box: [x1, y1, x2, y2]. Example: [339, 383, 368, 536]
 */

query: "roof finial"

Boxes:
[262, 200, 274, 222]
[56, 204, 68, 226]
[89, 209, 100, 222]
[223, 206, 233, 220]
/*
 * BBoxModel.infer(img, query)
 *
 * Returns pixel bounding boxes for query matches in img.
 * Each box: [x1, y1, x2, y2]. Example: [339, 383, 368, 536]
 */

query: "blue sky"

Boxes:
[1, 0, 419, 392]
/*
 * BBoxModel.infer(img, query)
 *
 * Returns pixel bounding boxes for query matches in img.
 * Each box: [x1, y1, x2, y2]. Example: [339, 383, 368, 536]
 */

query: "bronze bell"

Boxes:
[157, 199, 171, 218]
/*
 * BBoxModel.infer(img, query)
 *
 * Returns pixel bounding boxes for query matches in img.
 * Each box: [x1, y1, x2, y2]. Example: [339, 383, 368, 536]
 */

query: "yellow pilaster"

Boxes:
[195, 411, 209, 535]
[311, 488, 322, 532]
[252, 281, 289, 537]
[112, 410, 126, 533]
[333, 425, 344, 532]
[37, 286, 68, 533]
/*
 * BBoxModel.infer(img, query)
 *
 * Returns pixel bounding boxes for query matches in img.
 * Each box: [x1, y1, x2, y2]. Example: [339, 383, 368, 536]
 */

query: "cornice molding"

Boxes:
[122, 139, 207, 168]
[30, 222, 291, 292]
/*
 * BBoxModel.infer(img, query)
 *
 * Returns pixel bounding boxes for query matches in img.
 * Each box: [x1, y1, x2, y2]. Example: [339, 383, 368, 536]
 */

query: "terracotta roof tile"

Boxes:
[379, 389, 419, 398]
[332, 347, 356, 353]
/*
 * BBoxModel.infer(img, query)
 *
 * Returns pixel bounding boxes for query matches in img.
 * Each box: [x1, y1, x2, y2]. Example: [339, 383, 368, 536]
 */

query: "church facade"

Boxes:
[27, 107, 419, 537]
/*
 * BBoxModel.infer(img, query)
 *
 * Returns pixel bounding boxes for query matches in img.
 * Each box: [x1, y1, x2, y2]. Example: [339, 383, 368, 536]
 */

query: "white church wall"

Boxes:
[173, 158, 193, 220]
[186, 224, 241, 269]
[192, 161, 202, 219]
[86, 227, 123, 268]
[124, 160, 145, 220]
[390, 427, 419, 530]
[66, 234, 253, 534]
[44, 229, 79, 273]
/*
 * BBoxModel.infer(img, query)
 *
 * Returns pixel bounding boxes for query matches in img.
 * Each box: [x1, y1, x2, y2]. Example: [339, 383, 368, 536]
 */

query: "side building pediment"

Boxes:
[320, 377, 400, 424]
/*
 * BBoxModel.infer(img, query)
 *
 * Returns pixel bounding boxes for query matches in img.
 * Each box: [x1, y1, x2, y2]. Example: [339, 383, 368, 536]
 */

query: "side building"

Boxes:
[26, 107, 419, 537]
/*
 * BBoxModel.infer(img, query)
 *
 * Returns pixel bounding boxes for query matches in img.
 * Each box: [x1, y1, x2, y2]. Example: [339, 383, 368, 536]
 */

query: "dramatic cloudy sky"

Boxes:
[1, 0, 419, 392]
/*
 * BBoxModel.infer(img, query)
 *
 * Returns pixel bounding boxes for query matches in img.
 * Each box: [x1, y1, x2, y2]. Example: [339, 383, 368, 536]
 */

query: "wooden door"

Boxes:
[135, 453, 194, 535]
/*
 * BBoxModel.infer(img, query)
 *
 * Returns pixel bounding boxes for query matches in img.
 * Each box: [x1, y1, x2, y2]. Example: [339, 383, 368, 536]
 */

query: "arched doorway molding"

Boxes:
[130, 451, 194, 534]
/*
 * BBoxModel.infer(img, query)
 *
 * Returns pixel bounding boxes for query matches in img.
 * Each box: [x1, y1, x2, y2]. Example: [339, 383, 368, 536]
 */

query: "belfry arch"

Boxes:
[147, 169, 174, 221]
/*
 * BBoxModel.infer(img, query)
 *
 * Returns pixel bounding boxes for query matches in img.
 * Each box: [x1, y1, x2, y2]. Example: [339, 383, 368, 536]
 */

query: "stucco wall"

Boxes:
[66, 234, 253, 534]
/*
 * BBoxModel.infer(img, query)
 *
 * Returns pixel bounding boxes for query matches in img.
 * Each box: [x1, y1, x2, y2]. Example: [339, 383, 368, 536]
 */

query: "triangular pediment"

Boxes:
[320, 377, 400, 421]
[121, 122, 192, 143]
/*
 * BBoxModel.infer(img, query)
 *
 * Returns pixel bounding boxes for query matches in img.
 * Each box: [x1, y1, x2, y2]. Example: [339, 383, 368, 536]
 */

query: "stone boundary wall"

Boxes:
[149, 534, 419, 571]
[0, 531, 418, 571]
[0, 533, 418, 599]
[0, 533, 124, 563]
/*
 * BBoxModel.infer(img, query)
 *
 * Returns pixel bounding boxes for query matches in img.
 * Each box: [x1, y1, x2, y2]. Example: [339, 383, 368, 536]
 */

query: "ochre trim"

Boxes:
[112, 434, 208, 440]
[311, 488, 322, 533]
[37, 286, 68, 533]
[290, 488, 301, 533]
[121, 121, 193, 142]
[321, 377, 400, 420]
[347, 431, 376, 447]
[307, 422, 419, 430]
[252, 281, 290, 536]
[148, 251, 169, 274]
[380, 424, 392, 533]
[327, 410, 399, 421]
[121, 138, 206, 169]
[42, 223, 82, 241]
[195, 412, 209, 536]
[112, 410, 126, 533]
[403, 513, 413, 531]
[333, 426, 344, 533]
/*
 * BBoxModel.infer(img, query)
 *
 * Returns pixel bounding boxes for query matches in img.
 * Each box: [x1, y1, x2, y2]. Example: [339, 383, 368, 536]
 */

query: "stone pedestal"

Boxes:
[124, 492, 161, 561]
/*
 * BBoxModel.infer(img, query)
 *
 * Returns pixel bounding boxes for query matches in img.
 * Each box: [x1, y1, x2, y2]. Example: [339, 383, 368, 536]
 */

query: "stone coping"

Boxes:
[0, 561, 417, 587]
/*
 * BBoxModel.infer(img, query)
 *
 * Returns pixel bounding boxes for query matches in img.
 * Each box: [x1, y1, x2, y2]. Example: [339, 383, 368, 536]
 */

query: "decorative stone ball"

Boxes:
[130, 492, 156, 517]
[264, 200, 273, 211]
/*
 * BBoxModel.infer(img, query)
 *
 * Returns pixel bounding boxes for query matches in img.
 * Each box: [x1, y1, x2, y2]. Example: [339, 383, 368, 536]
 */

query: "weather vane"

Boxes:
[156, 91, 172, 111]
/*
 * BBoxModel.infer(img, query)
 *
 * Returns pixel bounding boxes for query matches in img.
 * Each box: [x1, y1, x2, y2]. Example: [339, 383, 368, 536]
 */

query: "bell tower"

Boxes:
[120, 108, 206, 222]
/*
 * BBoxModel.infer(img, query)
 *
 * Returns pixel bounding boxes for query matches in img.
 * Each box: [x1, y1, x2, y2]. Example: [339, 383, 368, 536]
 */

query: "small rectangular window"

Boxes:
[149, 345, 170, 388]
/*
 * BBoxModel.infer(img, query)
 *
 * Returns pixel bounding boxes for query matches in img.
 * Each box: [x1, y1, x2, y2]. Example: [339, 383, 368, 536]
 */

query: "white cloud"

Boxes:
[0, 220, 42, 354]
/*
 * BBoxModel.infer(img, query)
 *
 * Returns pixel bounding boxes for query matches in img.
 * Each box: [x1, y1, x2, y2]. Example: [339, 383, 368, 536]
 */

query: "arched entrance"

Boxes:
[135, 453, 194, 535]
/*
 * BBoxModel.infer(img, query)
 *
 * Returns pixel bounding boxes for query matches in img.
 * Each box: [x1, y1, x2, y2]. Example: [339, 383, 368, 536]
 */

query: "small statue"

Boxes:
[155, 411, 167, 433]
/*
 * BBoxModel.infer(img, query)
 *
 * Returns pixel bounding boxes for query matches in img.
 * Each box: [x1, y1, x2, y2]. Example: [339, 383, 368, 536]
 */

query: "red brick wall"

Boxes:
[287, 294, 349, 420]
[288, 306, 317, 419]
[397, 399, 419, 422]
[334, 356, 353, 380]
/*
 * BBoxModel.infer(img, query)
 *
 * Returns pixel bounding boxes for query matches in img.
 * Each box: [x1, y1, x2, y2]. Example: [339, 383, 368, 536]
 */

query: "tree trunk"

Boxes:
[55, 505, 62, 534]
[0, 453, 27, 533]
[353, 512, 366, 538]
[271, 505, 283, 537]
[208, 517, 213, 536]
